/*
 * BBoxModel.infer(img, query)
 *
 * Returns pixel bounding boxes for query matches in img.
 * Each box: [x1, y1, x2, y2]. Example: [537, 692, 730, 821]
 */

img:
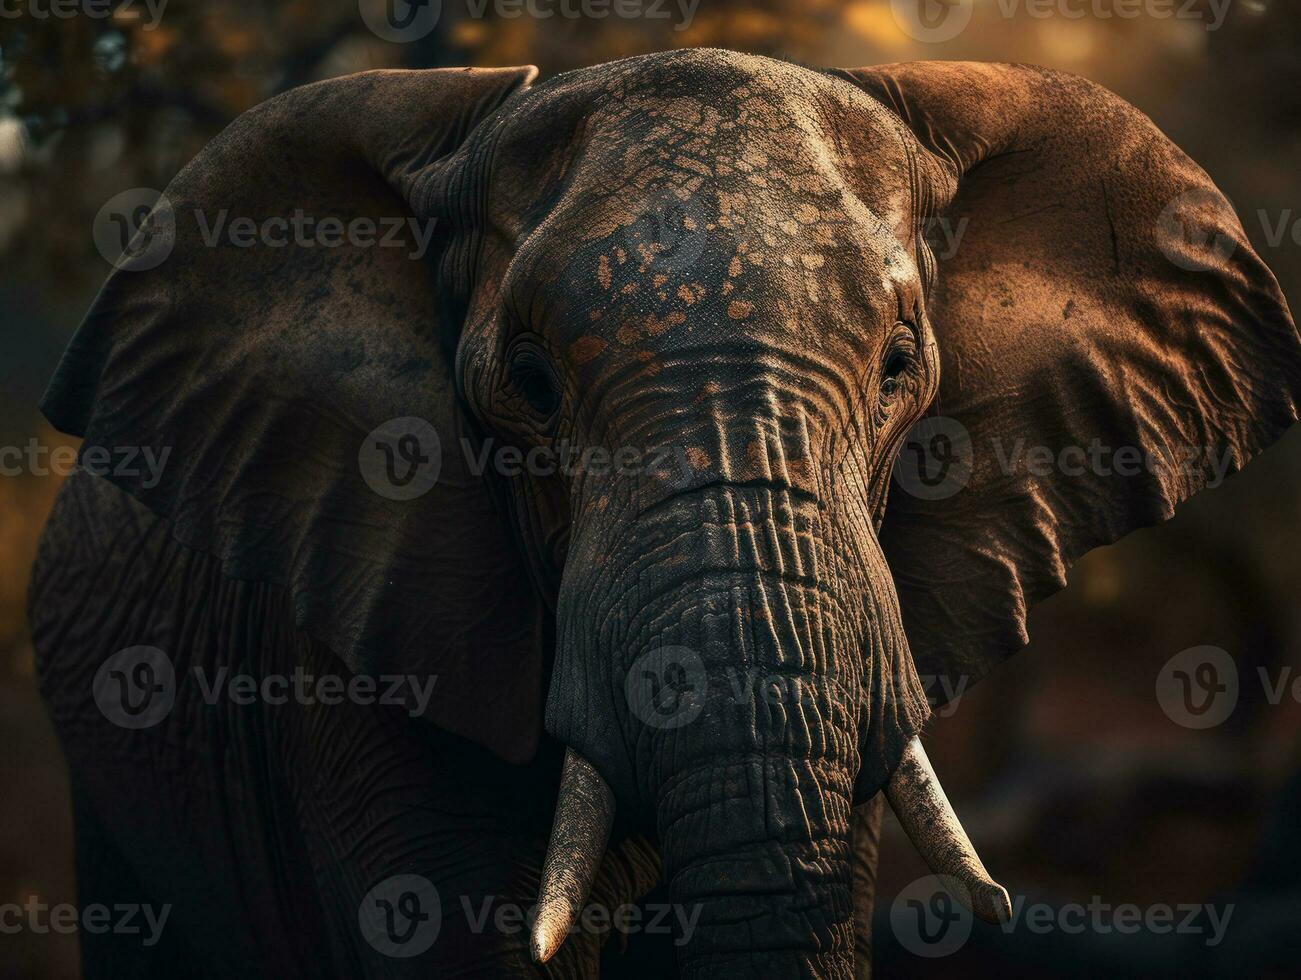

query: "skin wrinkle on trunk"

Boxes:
[518, 59, 940, 971]
[548, 468, 928, 977]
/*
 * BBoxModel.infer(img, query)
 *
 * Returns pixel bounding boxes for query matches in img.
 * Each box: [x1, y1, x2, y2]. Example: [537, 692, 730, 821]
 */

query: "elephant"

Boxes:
[28, 49, 1301, 979]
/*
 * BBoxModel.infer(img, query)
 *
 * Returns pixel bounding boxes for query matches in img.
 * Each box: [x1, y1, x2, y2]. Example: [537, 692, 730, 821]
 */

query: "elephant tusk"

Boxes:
[530, 748, 615, 964]
[885, 735, 1013, 925]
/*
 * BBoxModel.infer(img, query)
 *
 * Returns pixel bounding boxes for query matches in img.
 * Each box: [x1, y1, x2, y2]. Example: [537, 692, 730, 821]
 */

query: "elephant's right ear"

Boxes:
[41, 67, 548, 763]
[829, 62, 1301, 704]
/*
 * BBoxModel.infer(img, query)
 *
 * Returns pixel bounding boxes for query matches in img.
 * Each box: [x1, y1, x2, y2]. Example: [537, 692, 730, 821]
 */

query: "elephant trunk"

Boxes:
[614, 483, 868, 976]
[656, 729, 857, 978]
[642, 524, 863, 977]
[542, 481, 1000, 974]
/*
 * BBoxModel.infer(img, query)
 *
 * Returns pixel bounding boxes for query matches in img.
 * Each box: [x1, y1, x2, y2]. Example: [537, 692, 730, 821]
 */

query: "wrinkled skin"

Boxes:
[29, 49, 1300, 979]
[454, 57, 940, 976]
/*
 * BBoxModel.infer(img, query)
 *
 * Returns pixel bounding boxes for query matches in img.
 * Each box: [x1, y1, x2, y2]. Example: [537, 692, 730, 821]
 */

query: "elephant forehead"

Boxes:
[488, 51, 926, 406]
[491, 49, 920, 256]
[509, 171, 915, 380]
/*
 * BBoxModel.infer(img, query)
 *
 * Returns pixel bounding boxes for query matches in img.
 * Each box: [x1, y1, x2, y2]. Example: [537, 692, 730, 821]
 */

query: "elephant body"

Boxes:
[33, 468, 665, 977]
[30, 49, 1300, 977]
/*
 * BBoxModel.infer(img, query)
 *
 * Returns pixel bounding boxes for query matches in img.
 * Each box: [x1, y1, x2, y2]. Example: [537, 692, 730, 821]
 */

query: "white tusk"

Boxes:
[530, 749, 615, 963]
[885, 735, 1012, 924]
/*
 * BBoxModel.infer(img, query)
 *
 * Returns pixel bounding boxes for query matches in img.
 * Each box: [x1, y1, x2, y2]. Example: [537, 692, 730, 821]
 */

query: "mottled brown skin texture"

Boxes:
[30, 50, 1300, 978]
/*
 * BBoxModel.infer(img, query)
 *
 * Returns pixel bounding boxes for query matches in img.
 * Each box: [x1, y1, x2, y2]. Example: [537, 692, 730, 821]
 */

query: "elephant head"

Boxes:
[43, 51, 1300, 977]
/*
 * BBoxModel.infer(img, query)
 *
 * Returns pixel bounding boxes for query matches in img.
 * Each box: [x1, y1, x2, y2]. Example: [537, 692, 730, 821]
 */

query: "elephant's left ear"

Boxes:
[41, 67, 549, 763]
[829, 62, 1301, 702]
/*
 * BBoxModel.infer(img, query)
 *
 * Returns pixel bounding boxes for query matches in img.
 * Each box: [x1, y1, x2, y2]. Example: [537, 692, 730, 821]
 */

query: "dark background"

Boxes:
[1, 1, 1298, 976]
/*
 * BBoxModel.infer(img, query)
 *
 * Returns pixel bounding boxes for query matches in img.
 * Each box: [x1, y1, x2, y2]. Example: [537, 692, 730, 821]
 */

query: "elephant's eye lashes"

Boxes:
[882, 349, 912, 380]
[507, 340, 562, 419]
[879, 325, 918, 402]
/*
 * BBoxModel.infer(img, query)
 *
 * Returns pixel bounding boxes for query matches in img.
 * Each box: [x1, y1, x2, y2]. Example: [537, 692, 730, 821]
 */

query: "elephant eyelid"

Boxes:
[883, 322, 919, 376]
[506, 337, 563, 421]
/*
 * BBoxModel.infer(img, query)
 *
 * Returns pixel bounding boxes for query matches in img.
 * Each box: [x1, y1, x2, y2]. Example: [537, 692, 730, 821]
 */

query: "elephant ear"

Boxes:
[41, 67, 547, 763]
[831, 62, 1301, 701]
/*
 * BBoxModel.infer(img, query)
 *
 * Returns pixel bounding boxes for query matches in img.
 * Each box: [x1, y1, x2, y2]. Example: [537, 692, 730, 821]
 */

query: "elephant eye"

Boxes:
[507, 338, 562, 419]
[879, 324, 918, 403]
